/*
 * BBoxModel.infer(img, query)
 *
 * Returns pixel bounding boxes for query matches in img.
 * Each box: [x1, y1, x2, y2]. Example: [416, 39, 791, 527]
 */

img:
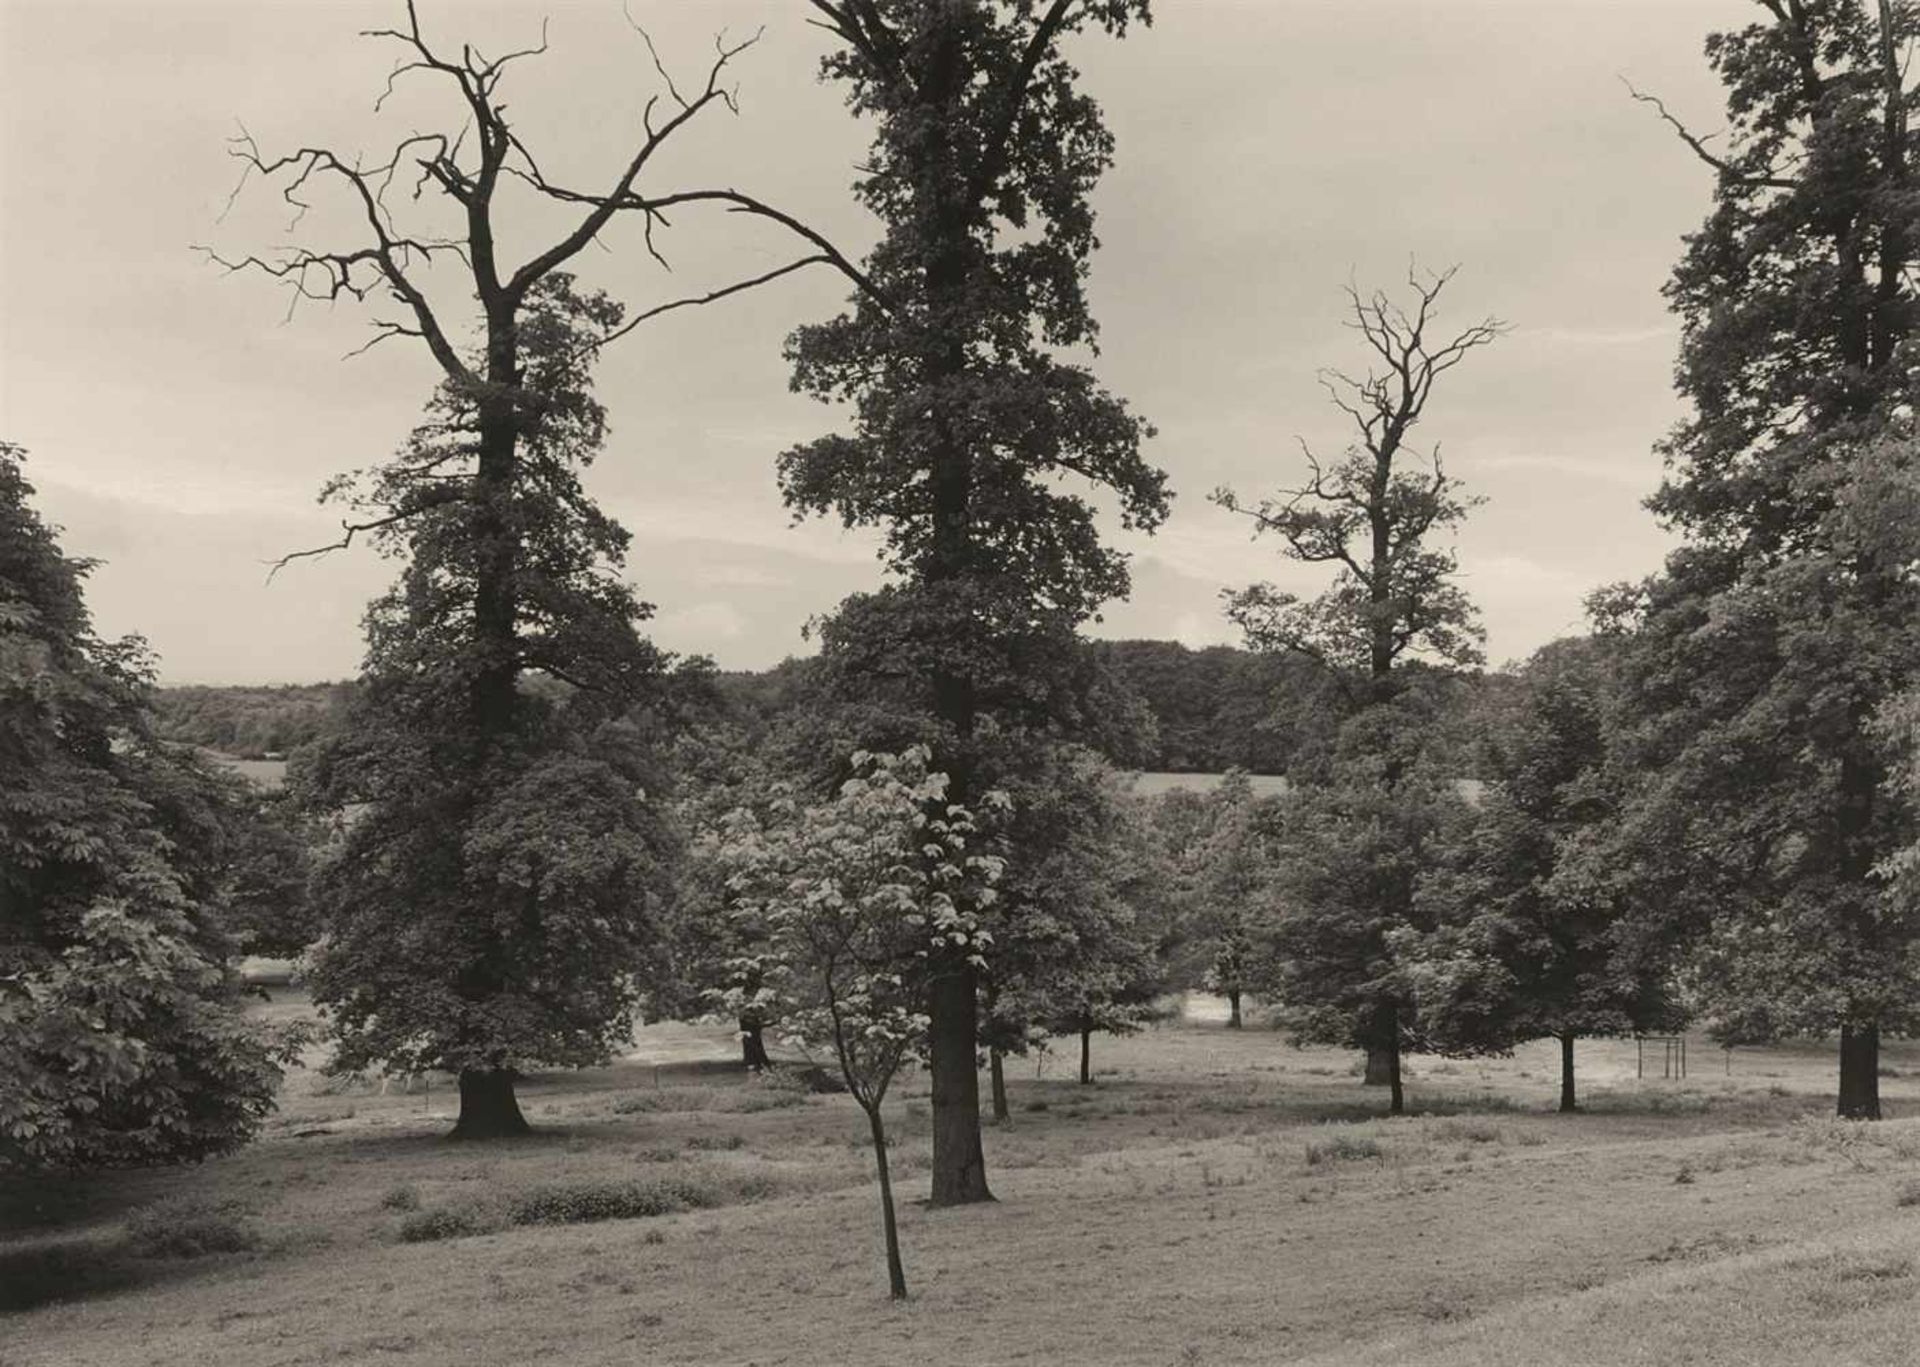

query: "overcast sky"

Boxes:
[1, 0, 1753, 685]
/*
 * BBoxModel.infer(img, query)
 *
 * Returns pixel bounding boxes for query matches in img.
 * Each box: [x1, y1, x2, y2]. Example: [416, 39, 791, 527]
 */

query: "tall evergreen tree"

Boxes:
[786, 0, 1165, 1205]
[1616, 0, 1920, 1118]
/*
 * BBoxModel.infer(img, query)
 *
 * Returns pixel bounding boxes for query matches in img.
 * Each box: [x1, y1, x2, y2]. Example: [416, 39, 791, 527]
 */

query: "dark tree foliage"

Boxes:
[1, 443, 296, 1173]
[1410, 639, 1684, 1113]
[1250, 697, 1474, 1116]
[1615, 0, 1920, 1118]
[787, 0, 1163, 1205]
[979, 745, 1171, 1103]
[1090, 640, 1335, 774]
[295, 279, 681, 1137]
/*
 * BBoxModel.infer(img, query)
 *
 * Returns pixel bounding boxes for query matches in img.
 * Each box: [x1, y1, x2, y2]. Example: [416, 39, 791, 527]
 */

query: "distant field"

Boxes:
[6, 1000, 1918, 1367]
[1130, 770, 1292, 798]
[209, 754, 288, 789]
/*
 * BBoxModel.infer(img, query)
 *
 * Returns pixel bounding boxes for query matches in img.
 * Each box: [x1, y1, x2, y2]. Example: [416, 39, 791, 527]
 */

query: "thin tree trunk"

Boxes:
[1838, 1021, 1882, 1120]
[1226, 987, 1243, 1029]
[741, 1017, 771, 1070]
[1079, 1016, 1093, 1086]
[450, 1067, 530, 1139]
[989, 1047, 1010, 1123]
[1364, 1047, 1392, 1086]
[1559, 1032, 1578, 1113]
[928, 964, 992, 1205]
[864, 1104, 908, 1300]
[1386, 1023, 1404, 1116]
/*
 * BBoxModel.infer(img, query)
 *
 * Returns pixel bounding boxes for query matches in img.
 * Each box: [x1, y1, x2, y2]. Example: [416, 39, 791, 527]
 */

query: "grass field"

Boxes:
[5, 999, 1919, 1367]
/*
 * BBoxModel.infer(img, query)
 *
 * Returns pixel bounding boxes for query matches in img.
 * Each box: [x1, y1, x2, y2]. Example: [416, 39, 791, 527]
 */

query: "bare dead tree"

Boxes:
[1213, 265, 1502, 704]
[206, 2, 884, 570]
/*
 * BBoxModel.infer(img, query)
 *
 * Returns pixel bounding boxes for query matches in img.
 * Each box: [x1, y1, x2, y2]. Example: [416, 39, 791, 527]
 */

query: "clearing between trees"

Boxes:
[4, 1000, 1917, 1367]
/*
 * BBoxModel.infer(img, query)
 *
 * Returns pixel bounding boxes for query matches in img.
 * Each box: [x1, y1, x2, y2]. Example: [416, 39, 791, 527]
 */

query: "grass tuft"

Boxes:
[1304, 1131, 1384, 1166]
[124, 1198, 260, 1260]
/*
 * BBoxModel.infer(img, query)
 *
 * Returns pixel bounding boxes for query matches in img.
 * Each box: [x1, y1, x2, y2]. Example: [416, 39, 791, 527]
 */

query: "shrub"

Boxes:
[612, 1080, 810, 1115]
[379, 1183, 421, 1212]
[509, 1179, 705, 1225]
[124, 1198, 260, 1259]
[1895, 1178, 1920, 1209]
[397, 1202, 509, 1243]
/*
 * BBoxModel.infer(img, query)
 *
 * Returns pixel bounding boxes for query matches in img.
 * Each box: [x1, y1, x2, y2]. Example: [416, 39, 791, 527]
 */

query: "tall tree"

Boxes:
[1213, 268, 1500, 1093]
[785, 0, 1165, 1205]
[1, 443, 295, 1172]
[294, 278, 681, 1136]
[212, 3, 866, 1136]
[1615, 0, 1920, 1118]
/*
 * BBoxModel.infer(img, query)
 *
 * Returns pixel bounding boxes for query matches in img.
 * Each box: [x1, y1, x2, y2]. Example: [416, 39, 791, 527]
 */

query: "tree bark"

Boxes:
[864, 1103, 908, 1300]
[1226, 987, 1243, 1029]
[928, 963, 993, 1205]
[1364, 1047, 1392, 1086]
[450, 1067, 530, 1139]
[1079, 1016, 1093, 1085]
[741, 1016, 771, 1070]
[1559, 1032, 1578, 1113]
[989, 1047, 1010, 1123]
[1838, 1021, 1882, 1120]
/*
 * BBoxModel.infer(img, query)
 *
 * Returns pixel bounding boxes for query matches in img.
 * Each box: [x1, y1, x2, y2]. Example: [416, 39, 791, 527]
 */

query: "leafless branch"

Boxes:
[1622, 77, 1799, 190]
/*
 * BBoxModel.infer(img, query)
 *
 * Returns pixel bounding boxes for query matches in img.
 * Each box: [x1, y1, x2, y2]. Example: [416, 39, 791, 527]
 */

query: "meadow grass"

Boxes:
[4, 1002, 1918, 1366]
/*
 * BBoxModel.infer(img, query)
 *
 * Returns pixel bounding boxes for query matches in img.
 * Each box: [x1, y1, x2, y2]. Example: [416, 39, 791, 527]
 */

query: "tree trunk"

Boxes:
[450, 1067, 530, 1139]
[1226, 987, 1243, 1029]
[1559, 1032, 1578, 1113]
[1838, 1021, 1882, 1120]
[1386, 1025, 1404, 1116]
[741, 1017, 771, 1070]
[1079, 1016, 1093, 1086]
[864, 1103, 908, 1300]
[1363, 1047, 1392, 1086]
[989, 1047, 1010, 1123]
[928, 963, 993, 1205]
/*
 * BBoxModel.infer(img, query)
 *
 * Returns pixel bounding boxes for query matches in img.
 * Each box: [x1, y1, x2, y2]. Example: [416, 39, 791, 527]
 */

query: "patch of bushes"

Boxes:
[510, 1178, 720, 1226]
[1894, 1178, 1920, 1209]
[397, 1203, 509, 1243]
[379, 1183, 421, 1212]
[396, 1171, 780, 1243]
[124, 1198, 261, 1259]
[612, 1077, 812, 1116]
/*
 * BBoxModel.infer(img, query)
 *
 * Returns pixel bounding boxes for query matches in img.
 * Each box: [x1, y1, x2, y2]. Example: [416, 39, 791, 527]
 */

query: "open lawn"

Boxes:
[5, 1000, 1920, 1367]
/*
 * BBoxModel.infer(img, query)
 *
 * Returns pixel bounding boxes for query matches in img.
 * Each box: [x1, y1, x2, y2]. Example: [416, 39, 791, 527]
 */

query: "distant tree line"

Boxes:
[154, 682, 354, 759]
